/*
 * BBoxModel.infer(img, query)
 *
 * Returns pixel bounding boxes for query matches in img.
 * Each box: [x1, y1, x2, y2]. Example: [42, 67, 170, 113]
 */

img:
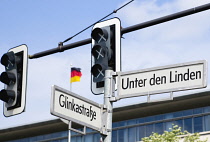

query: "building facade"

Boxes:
[1, 90, 210, 142]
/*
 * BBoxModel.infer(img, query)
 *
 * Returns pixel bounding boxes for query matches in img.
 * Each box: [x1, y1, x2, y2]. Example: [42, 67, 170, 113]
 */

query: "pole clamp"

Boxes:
[58, 42, 64, 52]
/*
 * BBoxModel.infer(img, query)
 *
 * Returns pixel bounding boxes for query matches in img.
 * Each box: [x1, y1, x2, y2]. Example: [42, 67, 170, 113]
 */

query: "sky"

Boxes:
[1, 0, 210, 129]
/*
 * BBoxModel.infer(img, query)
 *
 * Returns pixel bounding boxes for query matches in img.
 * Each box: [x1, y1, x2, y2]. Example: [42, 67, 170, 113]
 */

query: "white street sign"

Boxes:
[51, 85, 103, 132]
[117, 60, 207, 99]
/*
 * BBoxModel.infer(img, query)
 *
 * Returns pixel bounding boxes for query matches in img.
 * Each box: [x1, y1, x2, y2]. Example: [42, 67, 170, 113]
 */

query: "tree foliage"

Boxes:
[141, 125, 207, 142]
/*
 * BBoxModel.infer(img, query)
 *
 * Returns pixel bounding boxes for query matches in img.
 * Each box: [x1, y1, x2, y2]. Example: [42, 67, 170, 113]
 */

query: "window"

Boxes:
[138, 118, 145, 124]
[155, 122, 164, 134]
[184, 118, 192, 133]
[7, 106, 210, 142]
[173, 111, 183, 118]
[174, 119, 183, 131]
[194, 116, 203, 132]
[138, 125, 145, 141]
[128, 127, 136, 142]
[112, 130, 117, 142]
[155, 114, 164, 121]
[146, 124, 153, 137]
[145, 116, 155, 123]
[84, 134, 93, 142]
[194, 108, 203, 114]
[183, 109, 193, 116]
[93, 134, 100, 142]
[118, 129, 126, 142]
[204, 115, 210, 131]
[203, 106, 210, 113]
[165, 121, 173, 131]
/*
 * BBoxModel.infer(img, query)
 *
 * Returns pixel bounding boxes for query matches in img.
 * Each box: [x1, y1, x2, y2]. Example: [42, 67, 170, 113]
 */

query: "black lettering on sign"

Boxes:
[149, 74, 166, 86]
[170, 69, 202, 83]
[122, 77, 147, 90]
[59, 94, 97, 121]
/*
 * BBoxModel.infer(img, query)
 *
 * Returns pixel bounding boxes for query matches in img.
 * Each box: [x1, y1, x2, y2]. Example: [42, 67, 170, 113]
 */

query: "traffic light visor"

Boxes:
[0, 89, 15, 103]
[0, 72, 16, 85]
[91, 28, 108, 43]
[1, 52, 15, 70]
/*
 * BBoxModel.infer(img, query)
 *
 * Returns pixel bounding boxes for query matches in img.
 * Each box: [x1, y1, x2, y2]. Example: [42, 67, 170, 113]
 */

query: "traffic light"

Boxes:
[0, 44, 28, 117]
[91, 18, 121, 95]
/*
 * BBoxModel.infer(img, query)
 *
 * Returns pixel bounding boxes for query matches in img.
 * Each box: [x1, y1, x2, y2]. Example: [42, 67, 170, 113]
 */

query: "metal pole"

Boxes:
[121, 3, 210, 34]
[68, 65, 73, 142]
[68, 121, 72, 142]
[102, 69, 113, 142]
[70, 64, 73, 92]
[28, 3, 210, 59]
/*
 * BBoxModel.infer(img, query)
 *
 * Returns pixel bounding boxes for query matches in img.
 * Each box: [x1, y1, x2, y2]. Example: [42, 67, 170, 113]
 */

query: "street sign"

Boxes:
[117, 60, 207, 99]
[51, 85, 103, 132]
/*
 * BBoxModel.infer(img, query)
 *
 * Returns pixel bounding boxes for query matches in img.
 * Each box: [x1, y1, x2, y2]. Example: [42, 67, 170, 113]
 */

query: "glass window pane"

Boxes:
[93, 133, 100, 142]
[183, 109, 193, 116]
[29, 137, 37, 142]
[145, 116, 155, 123]
[118, 129, 126, 142]
[193, 108, 203, 114]
[86, 128, 94, 133]
[146, 124, 153, 137]
[173, 111, 183, 118]
[118, 121, 127, 127]
[71, 136, 76, 142]
[84, 134, 93, 142]
[43, 133, 51, 139]
[184, 118, 192, 133]
[204, 106, 210, 113]
[127, 119, 137, 125]
[112, 122, 118, 128]
[155, 114, 164, 121]
[36, 135, 44, 141]
[155, 122, 163, 134]
[139, 125, 145, 141]
[128, 127, 136, 142]
[138, 118, 145, 124]
[71, 131, 77, 136]
[60, 138, 68, 142]
[112, 130, 117, 142]
[76, 136, 83, 142]
[165, 121, 173, 131]
[174, 119, 183, 132]
[204, 115, 210, 131]
[165, 113, 173, 119]
[194, 116, 203, 133]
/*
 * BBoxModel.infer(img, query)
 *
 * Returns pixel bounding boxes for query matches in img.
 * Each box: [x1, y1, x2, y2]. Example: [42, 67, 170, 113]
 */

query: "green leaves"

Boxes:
[141, 125, 207, 142]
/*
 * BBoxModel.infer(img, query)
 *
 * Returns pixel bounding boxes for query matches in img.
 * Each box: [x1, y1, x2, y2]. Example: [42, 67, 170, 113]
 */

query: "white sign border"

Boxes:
[117, 60, 207, 100]
[51, 85, 104, 132]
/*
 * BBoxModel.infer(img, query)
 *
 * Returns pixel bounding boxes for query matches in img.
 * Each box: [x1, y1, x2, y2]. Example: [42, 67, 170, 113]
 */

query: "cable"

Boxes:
[62, 0, 134, 44]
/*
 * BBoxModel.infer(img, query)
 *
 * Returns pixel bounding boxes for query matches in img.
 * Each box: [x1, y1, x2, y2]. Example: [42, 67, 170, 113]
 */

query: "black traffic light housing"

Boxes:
[0, 44, 28, 117]
[91, 18, 121, 95]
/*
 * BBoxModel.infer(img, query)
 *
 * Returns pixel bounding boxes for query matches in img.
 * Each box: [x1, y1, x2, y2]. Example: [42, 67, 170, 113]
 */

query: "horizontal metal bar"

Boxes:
[29, 38, 91, 59]
[121, 3, 210, 34]
[29, 3, 210, 59]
